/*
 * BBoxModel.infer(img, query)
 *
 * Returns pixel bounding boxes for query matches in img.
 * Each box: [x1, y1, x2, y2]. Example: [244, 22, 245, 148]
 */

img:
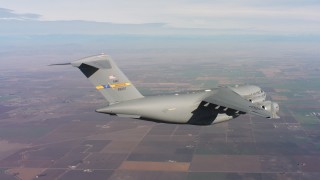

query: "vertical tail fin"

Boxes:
[71, 54, 143, 104]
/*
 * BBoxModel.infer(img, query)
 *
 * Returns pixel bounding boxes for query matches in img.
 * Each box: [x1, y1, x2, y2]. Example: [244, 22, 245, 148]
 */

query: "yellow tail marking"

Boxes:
[96, 85, 104, 90]
[110, 82, 131, 88]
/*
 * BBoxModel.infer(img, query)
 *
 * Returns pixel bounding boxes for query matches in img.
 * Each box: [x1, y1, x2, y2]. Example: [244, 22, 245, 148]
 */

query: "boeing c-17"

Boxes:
[51, 54, 280, 125]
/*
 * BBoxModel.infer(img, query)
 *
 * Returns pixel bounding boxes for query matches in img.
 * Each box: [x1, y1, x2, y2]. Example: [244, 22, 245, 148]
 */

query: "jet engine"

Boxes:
[257, 101, 280, 118]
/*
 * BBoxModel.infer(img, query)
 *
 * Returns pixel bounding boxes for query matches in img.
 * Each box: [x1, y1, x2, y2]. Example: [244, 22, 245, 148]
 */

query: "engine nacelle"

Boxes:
[257, 101, 280, 118]
[229, 85, 280, 119]
[248, 90, 266, 103]
[259, 101, 272, 111]
[249, 96, 266, 103]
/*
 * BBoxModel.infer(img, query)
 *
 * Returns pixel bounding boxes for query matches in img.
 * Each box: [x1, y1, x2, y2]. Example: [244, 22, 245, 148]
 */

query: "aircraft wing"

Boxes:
[204, 87, 273, 118]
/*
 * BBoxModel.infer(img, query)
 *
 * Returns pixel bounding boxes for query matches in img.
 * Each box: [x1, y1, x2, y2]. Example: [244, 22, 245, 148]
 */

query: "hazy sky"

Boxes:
[1, 0, 320, 35]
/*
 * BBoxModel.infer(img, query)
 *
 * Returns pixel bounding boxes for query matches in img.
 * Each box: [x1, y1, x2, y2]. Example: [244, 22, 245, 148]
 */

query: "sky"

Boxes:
[0, 0, 320, 35]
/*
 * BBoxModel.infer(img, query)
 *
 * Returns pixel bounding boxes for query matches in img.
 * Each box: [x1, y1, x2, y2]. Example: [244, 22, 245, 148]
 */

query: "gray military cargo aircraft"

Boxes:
[51, 54, 280, 125]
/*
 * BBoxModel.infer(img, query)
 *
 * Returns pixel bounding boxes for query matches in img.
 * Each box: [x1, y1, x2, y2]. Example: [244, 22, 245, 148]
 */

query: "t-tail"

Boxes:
[70, 54, 144, 104]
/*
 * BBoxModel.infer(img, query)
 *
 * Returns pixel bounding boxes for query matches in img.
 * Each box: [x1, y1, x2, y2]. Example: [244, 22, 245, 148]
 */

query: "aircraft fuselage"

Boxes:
[96, 89, 239, 125]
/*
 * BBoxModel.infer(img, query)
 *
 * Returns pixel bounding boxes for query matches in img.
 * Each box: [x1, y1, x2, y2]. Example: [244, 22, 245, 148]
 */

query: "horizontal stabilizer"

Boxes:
[48, 63, 71, 66]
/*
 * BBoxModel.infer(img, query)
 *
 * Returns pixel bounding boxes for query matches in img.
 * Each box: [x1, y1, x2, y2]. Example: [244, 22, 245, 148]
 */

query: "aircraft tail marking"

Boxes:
[95, 82, 131, 90]
[71, 54, 143, 104]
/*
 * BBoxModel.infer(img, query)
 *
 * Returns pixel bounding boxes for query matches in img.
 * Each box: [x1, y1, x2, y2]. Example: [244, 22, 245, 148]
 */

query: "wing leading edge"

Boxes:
[204, 87, 273, 118]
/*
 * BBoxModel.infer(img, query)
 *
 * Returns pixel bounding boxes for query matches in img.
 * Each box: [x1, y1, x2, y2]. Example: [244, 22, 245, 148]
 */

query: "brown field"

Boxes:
[59, 170, 113, 180]
[119, 161, 190, 172]
[190, 155, 261, 172]
[6, 167, 45, 180]
[109, 170, 187, 180]
[101, 141, 138, 153]
[0, 140, 28, 160]
[78, 153, 127, 169]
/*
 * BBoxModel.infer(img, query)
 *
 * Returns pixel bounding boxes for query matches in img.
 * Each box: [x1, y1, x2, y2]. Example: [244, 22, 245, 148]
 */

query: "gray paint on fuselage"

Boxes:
[96, 90, 238, 125]
[97, 91, 206, 123]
